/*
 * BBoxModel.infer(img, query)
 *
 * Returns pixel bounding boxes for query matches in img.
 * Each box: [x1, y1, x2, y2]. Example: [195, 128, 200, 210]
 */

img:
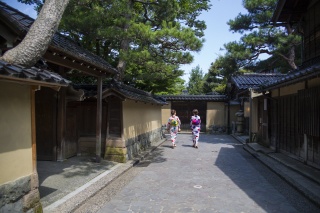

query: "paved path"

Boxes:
[76, 133, 319, 213]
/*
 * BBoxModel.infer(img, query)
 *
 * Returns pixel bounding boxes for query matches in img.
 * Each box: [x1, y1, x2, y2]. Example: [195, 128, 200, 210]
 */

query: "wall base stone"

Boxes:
[104, 128, 163, 163]
[104, 147, 128, 163]
[0, 173, 41, 213]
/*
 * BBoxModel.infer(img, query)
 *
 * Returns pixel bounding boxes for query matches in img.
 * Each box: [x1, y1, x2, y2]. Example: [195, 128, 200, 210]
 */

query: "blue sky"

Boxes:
[2, 0, 247, 82]
[181, 0, 247, 81]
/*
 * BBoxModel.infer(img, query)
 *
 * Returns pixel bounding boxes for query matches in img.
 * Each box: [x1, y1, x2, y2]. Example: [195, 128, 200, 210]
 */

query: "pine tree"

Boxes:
[57, 0, 211, 93]
[187, 65, 205, 95]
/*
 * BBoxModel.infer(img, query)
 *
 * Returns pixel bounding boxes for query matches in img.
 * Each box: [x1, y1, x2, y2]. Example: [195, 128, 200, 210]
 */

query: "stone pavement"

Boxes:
[95, 133, 319, 213]
[41, 137, 166, 213]
[41, 133, 320, 212]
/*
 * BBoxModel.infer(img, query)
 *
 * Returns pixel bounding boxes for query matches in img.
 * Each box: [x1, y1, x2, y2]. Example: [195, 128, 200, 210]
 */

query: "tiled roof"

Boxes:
[259, 63, 320, 91]
[0, 59, 70, 86]
[73, 81, 167, 105]
[160, 95, 228, 101]
[230, 73, 285, 90]
[0, 2, 118, 75]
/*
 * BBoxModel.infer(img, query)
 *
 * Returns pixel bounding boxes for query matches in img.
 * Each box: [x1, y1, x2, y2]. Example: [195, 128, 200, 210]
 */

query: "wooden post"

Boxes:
[56, 87, 66, 161]
[96, 77, 102, 163]
[31, 86, 40, 171]
[249, 89, 252, 143]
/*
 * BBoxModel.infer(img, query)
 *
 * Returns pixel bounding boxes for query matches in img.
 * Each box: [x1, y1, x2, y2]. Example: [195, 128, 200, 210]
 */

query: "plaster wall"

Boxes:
[279, 82, 305, 96]
[271, 78, 320, 98]
[123, 100, 162, 141]
[271, 89, 280, 97]
[161, 101, 171, 126]
[308, 77, 320, 88]
[0, 82, 32, 184]
[207, 102, 225, 129]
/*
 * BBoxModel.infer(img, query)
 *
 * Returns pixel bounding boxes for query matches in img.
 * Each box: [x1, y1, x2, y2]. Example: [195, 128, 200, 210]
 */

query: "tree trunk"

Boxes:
[116, 0, 133, 81]
[285, 24, 298, 70]
[0, 0, 70, 67]
[287, 46, 297, 70]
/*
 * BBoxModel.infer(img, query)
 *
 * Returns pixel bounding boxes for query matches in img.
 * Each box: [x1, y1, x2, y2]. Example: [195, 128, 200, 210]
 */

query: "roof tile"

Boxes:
[231, 73, 285, 90]
[261, 63, 320, 90]
[160, 95, 227, 101]
[0, 60, 70, 86]
[74, 81, 167, 105]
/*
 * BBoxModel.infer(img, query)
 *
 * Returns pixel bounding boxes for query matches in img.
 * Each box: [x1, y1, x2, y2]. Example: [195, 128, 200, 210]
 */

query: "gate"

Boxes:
[171, 101, 206, 131]
[35, 87, 57, 161]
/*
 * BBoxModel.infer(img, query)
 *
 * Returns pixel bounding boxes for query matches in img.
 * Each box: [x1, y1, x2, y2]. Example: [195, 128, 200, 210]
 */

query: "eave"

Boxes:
[44, 49, 113, 78]
[0, 76, 64, 91]
[271, 0, 311, 24]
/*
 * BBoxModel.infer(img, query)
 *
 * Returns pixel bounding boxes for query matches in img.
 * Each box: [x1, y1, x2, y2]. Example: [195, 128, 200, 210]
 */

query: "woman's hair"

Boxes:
[193, 109, 198, 115]
[171, 109, 176, 115]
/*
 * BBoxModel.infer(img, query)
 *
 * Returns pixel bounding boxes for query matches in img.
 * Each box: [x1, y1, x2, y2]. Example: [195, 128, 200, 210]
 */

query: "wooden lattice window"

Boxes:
[298, 86, 320, 137]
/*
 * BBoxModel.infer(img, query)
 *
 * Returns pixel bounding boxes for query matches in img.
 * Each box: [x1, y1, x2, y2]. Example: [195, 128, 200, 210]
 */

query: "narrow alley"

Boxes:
[71, 134, 320, 213]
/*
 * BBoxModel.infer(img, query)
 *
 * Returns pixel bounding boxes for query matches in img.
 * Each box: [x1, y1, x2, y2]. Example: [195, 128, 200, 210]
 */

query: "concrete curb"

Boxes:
[44, 138, 167, 213]
[267, 153, 320, 186]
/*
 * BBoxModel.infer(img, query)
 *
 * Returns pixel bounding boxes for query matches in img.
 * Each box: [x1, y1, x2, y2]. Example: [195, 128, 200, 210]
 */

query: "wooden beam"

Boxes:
[31, 86, 39, 172]
[0, 76, 65, 89]
[96, 77, 102, 163]
[43, 51, 108, 77]
[56, 87, 66, 161]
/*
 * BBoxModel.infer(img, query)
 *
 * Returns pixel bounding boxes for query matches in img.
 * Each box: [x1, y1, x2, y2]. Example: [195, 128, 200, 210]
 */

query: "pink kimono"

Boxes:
[190, 115, 201, 147]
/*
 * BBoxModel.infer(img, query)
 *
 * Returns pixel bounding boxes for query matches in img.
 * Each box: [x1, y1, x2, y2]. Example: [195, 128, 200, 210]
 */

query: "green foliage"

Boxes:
[205, 0, 302, 93]
[54, 0, 210, 94]
[225, 0, 301, 70]
[18, 0, 43, 12]
[187, 65, 205, 94]
[203, 55, 238, 93]
[155, 77, 186, 95]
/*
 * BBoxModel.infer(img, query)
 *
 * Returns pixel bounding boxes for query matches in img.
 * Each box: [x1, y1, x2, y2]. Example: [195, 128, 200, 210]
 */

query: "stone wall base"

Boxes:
[104, 147, 128, 163]
[0, 173, 42, 213]
[104, 128, 163, 163]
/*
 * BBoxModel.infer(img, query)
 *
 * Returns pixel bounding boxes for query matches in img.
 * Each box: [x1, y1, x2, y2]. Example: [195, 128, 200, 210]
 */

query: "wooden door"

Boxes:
[77, 101, 97, 136]
[107, 97, 122, 137]
[65, 102, 78, 158]
[35, 87, 57, 161]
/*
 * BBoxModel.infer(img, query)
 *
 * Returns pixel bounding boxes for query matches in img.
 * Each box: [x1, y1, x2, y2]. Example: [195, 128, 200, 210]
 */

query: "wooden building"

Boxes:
[227, 73, 285, 136]
[0, 2, 117, 212]
[73, 80, 167, 162]
[0, 2, 118, 163]
[0, 61, 70, 212]
[248, 0, 320, 169]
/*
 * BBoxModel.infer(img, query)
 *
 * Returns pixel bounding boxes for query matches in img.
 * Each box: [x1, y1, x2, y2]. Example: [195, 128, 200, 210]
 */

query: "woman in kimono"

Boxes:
[190, 109, 201, 148]
[166, 109, 181, 148]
